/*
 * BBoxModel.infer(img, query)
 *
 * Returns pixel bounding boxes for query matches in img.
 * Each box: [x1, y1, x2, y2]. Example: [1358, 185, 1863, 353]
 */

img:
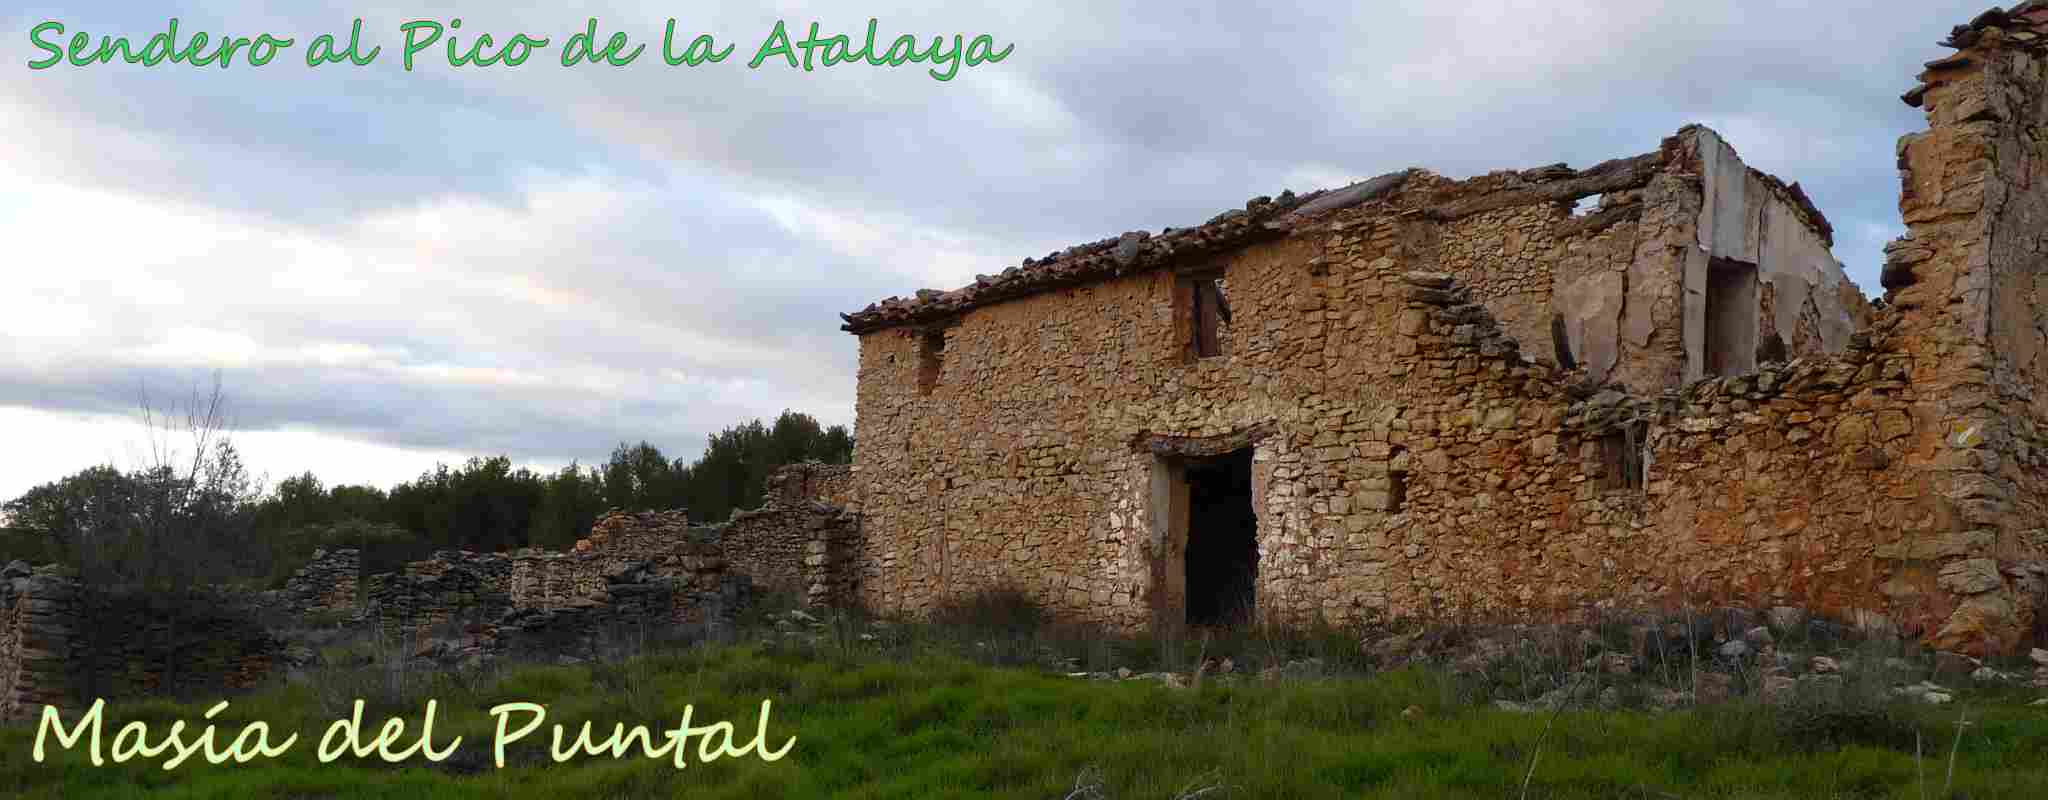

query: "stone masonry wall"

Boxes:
[511, 510, 731, 621]
[1, 561, 281, 720]
[1882, 6, 2048, 652]
[274, 547, 359, 617]
[359, 511, 731, 642]
[765, 461, 856, 508]
[721, 500, 862, 606]
[361, 550, 514, 641]
[266, 495, 856, 645]
[1, 562, 76, 719]
[844, 42, 2048, 654]
[846, 126, 1860, 631]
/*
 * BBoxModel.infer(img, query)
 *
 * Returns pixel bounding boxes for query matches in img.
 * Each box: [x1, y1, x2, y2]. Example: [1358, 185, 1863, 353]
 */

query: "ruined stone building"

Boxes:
[1, 466, 857, 719]
[835, 5, 2048, 655]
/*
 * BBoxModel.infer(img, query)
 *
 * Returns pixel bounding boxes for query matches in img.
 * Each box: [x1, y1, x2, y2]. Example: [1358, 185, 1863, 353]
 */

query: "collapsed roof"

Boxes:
[838, 126, 1836, 336]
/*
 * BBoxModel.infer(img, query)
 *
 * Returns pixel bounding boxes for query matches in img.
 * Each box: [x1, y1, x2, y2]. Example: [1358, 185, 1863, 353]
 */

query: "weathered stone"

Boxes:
[1938, 558, 2004, 595]
[822, 7, 2048, 657]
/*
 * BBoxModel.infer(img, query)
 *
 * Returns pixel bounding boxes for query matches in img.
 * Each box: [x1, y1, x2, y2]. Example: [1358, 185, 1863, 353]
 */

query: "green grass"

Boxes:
[3, 639, 2044, 799]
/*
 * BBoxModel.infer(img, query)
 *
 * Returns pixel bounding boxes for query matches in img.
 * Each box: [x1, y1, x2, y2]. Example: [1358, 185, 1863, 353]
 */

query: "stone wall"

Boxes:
[1, 562, 76, 718]
[361, 550, 514, 640]
[1, 561, 281, 720]
[511, 511, 732, 622]
[261, 497, 857, 645]
[842, 127, 1860, 631]
[2, 503, 772, 718]
[836, 11, 2048, 653]
[721, 500, 862, 606]
[275, 547, 359, 617]
[765, 461, 856, 508]
[1883, 4, 2048, 652]
[71, 589, 280, 704]
[358, 510, 740, 642]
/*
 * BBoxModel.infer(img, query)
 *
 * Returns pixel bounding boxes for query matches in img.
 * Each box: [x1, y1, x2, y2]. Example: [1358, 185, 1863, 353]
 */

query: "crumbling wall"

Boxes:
[491, 559, 742, 658]
[72, 590, 280, 703]
[841, 90, 2044, 652]
[349, 509, 757, 648]
[1686, 128, 1864, 382]
[274, 547, 360, 617]
[509, 511, 729, 612]
[1882, 5, 2048, 652]
[721, 501, 861, 605]
[0, 503, 793, 719]
[765, 461, 856, 507]
[1559, 311, 1967, 642]
[1, 561, 280, 720]
[845, 126, 1866, 631]
[361, 551, 514, 640]
[1426, 168, 1679, 389]
[1, 563, 76, 719]
[577, 509, 695, 562]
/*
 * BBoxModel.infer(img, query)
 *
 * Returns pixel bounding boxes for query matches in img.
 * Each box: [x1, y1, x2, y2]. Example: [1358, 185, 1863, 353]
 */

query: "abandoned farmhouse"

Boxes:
[836, 5, 2048, 656]
[12, 4, 2048, 723]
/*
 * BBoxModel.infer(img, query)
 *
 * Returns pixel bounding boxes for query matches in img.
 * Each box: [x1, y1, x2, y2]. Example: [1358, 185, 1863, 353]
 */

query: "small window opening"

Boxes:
[916, 329, 944, 396]
[1549, 313, 1577, 370]
[1570, 193, 1603, 217]
[1386, 446, 1410, 512]
[1187, 274, 1231, 359]
[1599, 425, 1646, 491]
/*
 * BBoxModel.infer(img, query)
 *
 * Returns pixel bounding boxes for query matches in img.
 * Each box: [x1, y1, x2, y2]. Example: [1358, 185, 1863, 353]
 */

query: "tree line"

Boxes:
[0, 407, 852, 588]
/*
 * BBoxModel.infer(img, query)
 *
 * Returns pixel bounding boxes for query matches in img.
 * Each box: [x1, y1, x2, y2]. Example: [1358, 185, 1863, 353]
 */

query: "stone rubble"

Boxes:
[0, 462, 859, 719]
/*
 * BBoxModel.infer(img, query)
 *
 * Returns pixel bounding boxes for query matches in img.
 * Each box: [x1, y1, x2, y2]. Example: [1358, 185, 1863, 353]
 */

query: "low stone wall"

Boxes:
[720, 500, 862, 606]
[578, 509, 696, 560]
[361, 551, 513, 641]
[72, 590, 280, 702]
[1, 561, 281, 720]
[722, 464, 864, 607]
[361, 510, 743, 644]
[509, 536, 726, 612]
[276, 547, 360, 617]
[416, 557, 748, 665]
[3, 494, 854, 718]
[765, 462, 856, 508]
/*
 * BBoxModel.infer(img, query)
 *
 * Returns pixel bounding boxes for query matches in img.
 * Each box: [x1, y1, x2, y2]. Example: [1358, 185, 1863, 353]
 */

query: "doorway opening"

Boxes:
[1183, 448, 1256, 626]
[1704, 257, 1759, 377]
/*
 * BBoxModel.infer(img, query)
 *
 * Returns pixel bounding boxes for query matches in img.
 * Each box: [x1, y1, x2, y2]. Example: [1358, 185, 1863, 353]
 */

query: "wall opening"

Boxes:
[1386, 445, 1410, 512]
[1599, 425, 1646, 492]
[1704, 257, 1759, 377]
[1183, 448, 1256, 626]
[1182, 273, 1231, 359]
[916, 329, 945, 396]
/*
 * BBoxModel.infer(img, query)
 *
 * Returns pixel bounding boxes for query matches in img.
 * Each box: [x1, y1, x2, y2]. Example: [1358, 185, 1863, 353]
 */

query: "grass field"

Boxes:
[3, 625, 2046, 800]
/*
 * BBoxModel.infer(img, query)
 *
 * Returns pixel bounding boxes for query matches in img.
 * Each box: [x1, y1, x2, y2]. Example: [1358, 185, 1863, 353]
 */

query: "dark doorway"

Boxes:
[1183, 448, 1256, 626]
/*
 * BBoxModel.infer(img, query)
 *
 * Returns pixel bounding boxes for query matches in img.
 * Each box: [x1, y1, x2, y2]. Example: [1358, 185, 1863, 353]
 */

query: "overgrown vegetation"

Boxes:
[6, 591, 2043, 799]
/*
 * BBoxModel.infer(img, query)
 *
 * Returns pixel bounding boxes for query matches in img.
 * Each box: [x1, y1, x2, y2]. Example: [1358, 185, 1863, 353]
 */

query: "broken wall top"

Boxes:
[839, 125, 1841, 335]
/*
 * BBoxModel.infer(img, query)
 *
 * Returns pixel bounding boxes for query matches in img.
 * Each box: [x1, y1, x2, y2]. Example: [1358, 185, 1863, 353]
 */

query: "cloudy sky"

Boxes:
[0, 1, 1981, 499]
